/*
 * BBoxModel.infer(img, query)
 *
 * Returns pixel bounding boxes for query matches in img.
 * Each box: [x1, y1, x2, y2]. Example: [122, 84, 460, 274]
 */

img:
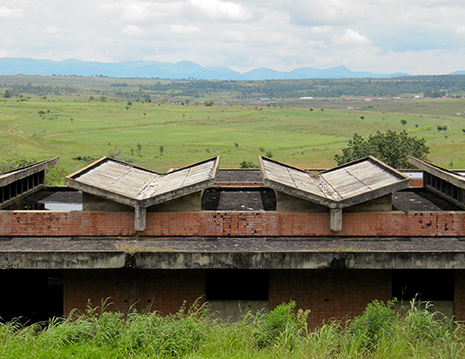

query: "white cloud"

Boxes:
[334, 29, 372, 45]
[122, 25, 144, 36]
[45, 25, 60, 34]
[188, 0, 256, 21]
[288, 0, 365, 26]
[223, 30, 247, 43]
[0, 6, 24, 19]
[119, 1, 184, 23]
[170, 24, 201, 34]
[456, 26, 465, 35]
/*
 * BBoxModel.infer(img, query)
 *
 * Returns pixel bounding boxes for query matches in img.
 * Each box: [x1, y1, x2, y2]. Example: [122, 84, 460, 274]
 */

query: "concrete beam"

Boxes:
[0, 252, 126, 269]
[135, 251, 465, 270]
[0, 157, 59, 187]
[409, 156, 465, 189]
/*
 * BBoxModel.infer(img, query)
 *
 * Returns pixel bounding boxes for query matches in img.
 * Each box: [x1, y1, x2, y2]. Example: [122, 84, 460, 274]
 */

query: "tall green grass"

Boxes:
[1, 299, 464, 358]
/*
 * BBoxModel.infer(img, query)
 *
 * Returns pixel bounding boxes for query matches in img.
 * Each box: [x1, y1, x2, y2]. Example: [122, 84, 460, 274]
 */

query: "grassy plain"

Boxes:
[2, 77, 465, 181]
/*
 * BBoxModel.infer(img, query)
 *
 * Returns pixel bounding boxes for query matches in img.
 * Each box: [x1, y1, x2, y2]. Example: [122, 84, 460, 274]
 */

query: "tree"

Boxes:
[3, 90, 10, 98]
[239, 161, 258, 168]
[334, 130, 429, 169]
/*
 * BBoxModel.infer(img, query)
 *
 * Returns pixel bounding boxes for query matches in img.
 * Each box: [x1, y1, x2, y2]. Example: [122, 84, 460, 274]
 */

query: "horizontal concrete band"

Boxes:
[132, 251, 465, 270]
[2, 236, 465, 269]
[0, 252, 126, 269]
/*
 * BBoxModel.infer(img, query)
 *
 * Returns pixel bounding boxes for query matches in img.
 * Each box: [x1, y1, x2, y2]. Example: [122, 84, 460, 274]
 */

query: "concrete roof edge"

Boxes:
[0, 157, 59, 186]
[409, 156, 465, 188]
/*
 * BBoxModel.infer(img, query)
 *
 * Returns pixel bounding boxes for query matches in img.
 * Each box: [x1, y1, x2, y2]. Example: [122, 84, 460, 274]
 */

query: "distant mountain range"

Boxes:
[0, 58, 412, 80]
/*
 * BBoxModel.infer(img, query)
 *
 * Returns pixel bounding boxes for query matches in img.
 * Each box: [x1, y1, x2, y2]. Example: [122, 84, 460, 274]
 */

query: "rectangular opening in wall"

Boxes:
[206, 269, 269, 301]
[392, 269, 454, 301]
[201, 188, 276, 211]
[0, 269, 63, 324]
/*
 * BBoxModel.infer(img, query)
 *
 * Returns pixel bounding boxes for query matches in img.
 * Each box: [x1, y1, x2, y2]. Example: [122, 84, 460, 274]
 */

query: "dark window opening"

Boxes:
[392, 270, 454, 301]
[0, 270, 63, 323]
[201, 188, 276, 211]
[206, 269, 269, 301]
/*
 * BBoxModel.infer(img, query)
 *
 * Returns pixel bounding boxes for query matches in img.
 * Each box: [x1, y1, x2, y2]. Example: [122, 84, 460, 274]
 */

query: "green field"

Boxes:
[2, 76, 465, 182]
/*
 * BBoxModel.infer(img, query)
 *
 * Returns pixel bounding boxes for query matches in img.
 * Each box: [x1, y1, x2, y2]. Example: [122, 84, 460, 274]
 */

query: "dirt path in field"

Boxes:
[45, 133, 63, 138]
[7, 124, 34, 143]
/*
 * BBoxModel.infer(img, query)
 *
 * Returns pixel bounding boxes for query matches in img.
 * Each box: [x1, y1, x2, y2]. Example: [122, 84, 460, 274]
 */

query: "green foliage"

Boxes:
[239, 161, 258, 168]
[45, 166, 68, 185]
[2, 299, 465, 358]
[424, 88, 446, 98]
[0, 158, 37, 174]
[204, 100, 214, 106]
[348, 299, 397, 351]
[403, 298, 457, 343]
[254, 301, 309, 351]
[3, 89, 10, 98]
[400, 119, 407, 125]
[335, 130, 429, 169]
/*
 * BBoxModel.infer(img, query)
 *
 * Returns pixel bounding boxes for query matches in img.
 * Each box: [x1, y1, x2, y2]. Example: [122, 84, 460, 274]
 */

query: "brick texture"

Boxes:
[64, 269, 205, 316]
[410, 179, 423, 188]
[269, 269, 392, 328]
[63, 268, 391, 328]
[1, 211, 464, 237]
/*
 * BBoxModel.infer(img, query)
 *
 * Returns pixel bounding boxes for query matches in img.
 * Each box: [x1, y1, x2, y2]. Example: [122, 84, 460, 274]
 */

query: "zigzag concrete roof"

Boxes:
[259, 156, 410, 209]
[66, 156, 220, 208]
[66, 157, 220, 231]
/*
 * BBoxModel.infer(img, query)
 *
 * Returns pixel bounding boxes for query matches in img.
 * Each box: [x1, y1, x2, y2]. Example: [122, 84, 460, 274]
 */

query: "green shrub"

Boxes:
[348, 299, 397, 351]
[239, 161, 258, 168]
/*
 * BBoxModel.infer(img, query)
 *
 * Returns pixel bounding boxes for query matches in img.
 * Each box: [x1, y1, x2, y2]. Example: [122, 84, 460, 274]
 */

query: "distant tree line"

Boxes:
[0, 83, 80, 97]
[136, 75, 465, 99]
[3, 75, 465, 100]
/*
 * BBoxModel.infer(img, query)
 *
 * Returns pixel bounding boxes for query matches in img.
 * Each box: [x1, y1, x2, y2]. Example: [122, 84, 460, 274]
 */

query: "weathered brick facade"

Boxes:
[62, 268, 393, 328]
[1, 210, 463, 237]
[269, 269, 392, 327]
[64, 269, 205, 316]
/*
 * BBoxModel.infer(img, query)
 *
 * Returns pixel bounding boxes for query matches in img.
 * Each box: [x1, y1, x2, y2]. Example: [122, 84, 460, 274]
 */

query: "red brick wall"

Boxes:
[269, 269, 392, 328]
[1, 211, 464, 237]
[410, 179, 423, 188]
[63, 268, 391, 327]
[64, 269, 205, 316]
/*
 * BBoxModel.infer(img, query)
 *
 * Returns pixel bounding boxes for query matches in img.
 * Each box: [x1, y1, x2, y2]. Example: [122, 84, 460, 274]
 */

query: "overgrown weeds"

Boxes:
[1, 298, 465, 358]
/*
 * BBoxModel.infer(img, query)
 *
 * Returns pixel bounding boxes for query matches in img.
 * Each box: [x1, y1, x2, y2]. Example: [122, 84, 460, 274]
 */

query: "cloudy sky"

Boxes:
[1, 0, 465, 75]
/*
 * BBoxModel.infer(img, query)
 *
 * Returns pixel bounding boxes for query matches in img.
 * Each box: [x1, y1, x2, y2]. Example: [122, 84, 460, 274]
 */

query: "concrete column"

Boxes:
[135, 206, 147, 231]
[330, 208, 342, 232]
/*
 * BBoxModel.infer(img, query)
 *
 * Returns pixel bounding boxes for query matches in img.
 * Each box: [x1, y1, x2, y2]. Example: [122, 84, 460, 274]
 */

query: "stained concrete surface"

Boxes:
[3, 236, 465, 270]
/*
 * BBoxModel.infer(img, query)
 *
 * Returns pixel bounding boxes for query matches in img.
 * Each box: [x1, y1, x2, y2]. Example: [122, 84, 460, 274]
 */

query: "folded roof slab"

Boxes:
[66, 156, 220, 230]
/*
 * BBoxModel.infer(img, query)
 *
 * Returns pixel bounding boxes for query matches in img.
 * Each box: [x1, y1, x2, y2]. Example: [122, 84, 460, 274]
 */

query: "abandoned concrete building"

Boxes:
[1, 155, 465, 327]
